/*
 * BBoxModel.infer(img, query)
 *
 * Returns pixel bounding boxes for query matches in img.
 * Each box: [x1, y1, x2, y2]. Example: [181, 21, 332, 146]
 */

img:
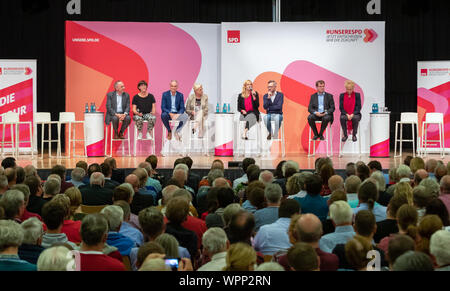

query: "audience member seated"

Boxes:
[328, 175, 344, 194]
[51, 194, 82, 244]
[0, 175, 8, 196]
[42, 177, 61, 202]
[254, 184, 283, 231]
[344, 175, 361, 207]
[242, 181, 265, 213]
[255, 262, 284, 271]
[410, 157, 425, 174]
[65, 187, 85, 221]
[319, 201, 355, 253]
[293, 174, 329, 222]
[322, 190, 347, 235]
[68, 167, 86, 188]
[140, 162, 162, 194]
[5, 167, 17, 188]
[439, 175, 450, 214]
[345, 162, 356, 178]
[19, 217, 44, 265]
[51, 165, 74, 193]
[0, 220, 36, 271]
[0, 189, 26, 223]
[274, 161, 299, 196]
[223, 242, 257, 271]
[386, 234, 415, 270]
[371, 171, 391, 206]
[36, 246, 75, 271]
[414, 169, 429, 187]
[101, 205, 136, 256]
[127, 174, 154, 215]
[227, 210, 255, 246]
[155, 233, 190, 260]
[287, 172, 312, 199]
[78, 214, 125, 271]
[13, 184, 42, 222]
[157, 185, 179, 215]
[332, 210, 387, 269]
[343, 235, 373, 271]
[425, 159, 438, 180]
[101, 162, 120, 190]
[197, 170, 223, 215]
[416, 214, 443, 261]
[80, 172, 113, 206]
[356, 163, 370, 182]
[430, 230, 450, 271]
[425, 198, 450, 230]
[198, 227, 229, 271]
[233, 158, 256, 190]
[413, 186, 432, 221]
[287, 242, 319, 271]
[83, 163, 101, 185]
[135, 241, 165, 270]
[1, 157, 17, 169]
[223, 204, 243, 230]
[353, 179, 387, 222]
[374, 191, 408, 243]
[259, 170, 274, 187]
[104, 158, 125, 184]
[419, 178, 440, 199]
[392, 251, 434, 271]
[319, 164, 335, 196]
[182, 157, 201, 195]
[114, 200, 144, 247]
[253, 199, 300, 255]
[41, 200, 77, 249]
[133, 167, 157, 199]
[24, 176, 46, 216]
[435, 163, 447, 183]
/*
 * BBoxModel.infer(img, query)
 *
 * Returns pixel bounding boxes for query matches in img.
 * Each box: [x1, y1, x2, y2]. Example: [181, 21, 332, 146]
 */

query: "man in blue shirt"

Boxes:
[293, 174, 329, 222]
[307, 80, 335, 141]
[254, 184, 283, 232]
[101, 206, 136, 256]
[263, 80, 284, 140]
[161, 80, 189, 141]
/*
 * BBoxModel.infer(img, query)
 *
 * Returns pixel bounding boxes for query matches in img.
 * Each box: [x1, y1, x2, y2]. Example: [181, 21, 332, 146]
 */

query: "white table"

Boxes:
[84, 112, 105, 157]
[370, 112, 390, 157]
[215, 113, 234, 156]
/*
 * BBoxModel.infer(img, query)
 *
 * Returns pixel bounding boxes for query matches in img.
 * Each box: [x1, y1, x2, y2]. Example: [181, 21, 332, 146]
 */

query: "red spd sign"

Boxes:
[227, 31, 240, 43]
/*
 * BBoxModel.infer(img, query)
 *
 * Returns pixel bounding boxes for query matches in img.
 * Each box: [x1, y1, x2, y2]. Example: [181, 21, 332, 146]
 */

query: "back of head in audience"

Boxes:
[21, 217, 43, 245]
[0, 219, 23, 252]
[397, 164, 412, 180]
[279, 199, 300, 219]
[207, 169, 224, 186]
[51, 165, 67, 181]
[329, 200, 353, 226]
[80, 214, 109, 247]
[414, 169, 429, 186]
[345, 162, 356, 178]
[136, 242, 165, 269]
[264, 183, 282, 205]
[89, 172, 105, 187]
[217, 187, 235, 209]
[425, 198, 450, 226]
[328, 175, 344, 192]
[212, 177, 229, 188]
[354, 210, 376, 237]
[139, 207, 165, 240]
[166, 197, 189, 225]
[367, 160, 382, 174]
[259, 170, 274, 186]
[430, 230, 450, 268]
[403, 156, 413, 167]
[0, 189, 25, 220]
[419, 178, 440, 198]
[305, 174, 322, 196]
[393, 251, 434, 271]
[255, 262, 284, 271]
[87, 163, 101, 178]
[71, 167, 86, 182]
[287, 242, 319, 271]
[413, 185, 432, 209]
[228, 210, 255, 244]
[76, 161, 88, 172]
[409, 157, 425, 174]
[416, 214, 443, 256]
[396, 204, 418, 240]
[294, 213, 323, 244]
[15, 167, 25, 184]
[387, 234, 415, 268]
[440, 175, 450, 195]
[223, 204, 243, 227]
[37, 246, 75, 271]
[154, 233, 179, 258]
[223, 242, 256, 271]
[357, 180, 378, 210]
[370, 171, 386, 192]
[24, 175, 42, 197]
[202, 227, 229, 256]
[345, 175, 361, 194]
[319, 164, 335, 186]
[356, 164, 370, 182]
[345, 235, 373, 270]
[242, 158, 256, 174]
[1, 157, 17, 169]
[42, 200, 66, 231]
[435, 164, 447, 183]
[328, 190, 347, 206]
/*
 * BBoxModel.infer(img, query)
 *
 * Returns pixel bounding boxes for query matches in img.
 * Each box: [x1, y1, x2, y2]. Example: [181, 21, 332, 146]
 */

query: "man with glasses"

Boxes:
[263, 80, 284, 140]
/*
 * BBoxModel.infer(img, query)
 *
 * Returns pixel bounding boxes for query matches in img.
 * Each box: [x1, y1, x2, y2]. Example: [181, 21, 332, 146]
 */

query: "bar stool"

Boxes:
[161, 120, 185, 157]
[394, 112, 418, 158]
[264, 119, 286, 157]
[133, 121, 156, 156]
[105, 123, 131, 157]
[339, 127, 361, 158]
[308, 121, 332, 157]
[420, 112, 445, 158]
[187, 119, 210, 156]
[0, 112, 19, 157]
[236, 120, 261, 157]
[57, 112, 87, 158]
[35, 112, 59, 159]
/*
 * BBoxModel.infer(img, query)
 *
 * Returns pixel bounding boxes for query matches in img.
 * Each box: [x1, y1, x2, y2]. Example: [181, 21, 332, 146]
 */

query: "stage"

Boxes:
[11, 151, 449, 170]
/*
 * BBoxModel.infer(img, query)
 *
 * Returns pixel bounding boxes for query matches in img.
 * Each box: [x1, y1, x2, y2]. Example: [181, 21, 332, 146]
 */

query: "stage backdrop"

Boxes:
[66, 21, 220, 156]
[0, 60, 37, 153]
[417, 61, 450, 153]
[221, 22, 385, 155]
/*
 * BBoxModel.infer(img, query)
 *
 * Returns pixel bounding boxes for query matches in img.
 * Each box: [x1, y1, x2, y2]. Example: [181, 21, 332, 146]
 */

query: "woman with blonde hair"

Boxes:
[237, 80, 260, 139]
[185, 83, 208, 138]
[345, 235, 373, 271]
[223, 242, 257, 271]
[64, 187, 83, 221]
[393, 181, 414, 206]
[416, 214, 443, 258]
[339, 80, 362, 142]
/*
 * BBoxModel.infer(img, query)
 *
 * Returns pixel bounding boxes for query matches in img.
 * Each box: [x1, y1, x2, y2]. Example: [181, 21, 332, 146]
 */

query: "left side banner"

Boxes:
[0, 60, 37, 153]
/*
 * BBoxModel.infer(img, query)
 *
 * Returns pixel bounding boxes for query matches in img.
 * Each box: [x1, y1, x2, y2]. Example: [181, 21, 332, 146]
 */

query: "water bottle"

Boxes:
[372, 103, 379, 113]
[228, 103, 231, 113]
[85, 103, 89, 113]
[93, 102, 96, 112]
[216, 103, 220, 113]
[223, 103, 227, 113]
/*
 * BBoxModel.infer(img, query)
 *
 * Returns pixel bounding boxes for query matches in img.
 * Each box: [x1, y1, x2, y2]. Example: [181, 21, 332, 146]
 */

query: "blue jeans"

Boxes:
[264, 114, 283, 137]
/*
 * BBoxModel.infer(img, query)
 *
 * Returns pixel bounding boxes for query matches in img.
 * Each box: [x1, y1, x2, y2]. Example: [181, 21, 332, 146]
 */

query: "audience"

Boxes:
[101, 163, 120, 190]
[198, 227, 229, 271]
[41, 200, 77, 249]
[51, 165, 73, 193]
[439, 175, 450, 214]
[101, 205, 135, 256]
[42, 177, 60, 202]
[354, 179, 387, 222]
[344, 175, 361, 207]
[392, 251, 434, 271]
[223, 242, 256, 271]
[233, 158, 256, 190]
[79, 172, 113, 206]
[68, 167, 86, 188]
[254, 184, 283, 231]
[344, 235, 373, 271]
[126, 174, 154, 214]
[24, 175, 46, 216]
[425, 198, 450, 229]
[430, 230, 450, 271]
[287, 172, 313, 199]
[374, 191, 408, 243]
[386, 234, 415, 270]
[0, 189, 26, 222]
[12, 184, 42, 222]
[18, 217, 44, 265]
[0, 220, 36, 271]
[114, 200, 144, 247]
[51, 194, 82, 243]
[293, 174, 329, 222]
[287, 242, 319, 271]
[36, 246, 75, 271]
[0, 175, 8, 196]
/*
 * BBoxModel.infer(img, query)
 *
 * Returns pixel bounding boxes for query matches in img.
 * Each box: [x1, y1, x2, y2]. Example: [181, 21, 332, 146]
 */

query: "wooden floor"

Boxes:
[10, 151, 450, 170]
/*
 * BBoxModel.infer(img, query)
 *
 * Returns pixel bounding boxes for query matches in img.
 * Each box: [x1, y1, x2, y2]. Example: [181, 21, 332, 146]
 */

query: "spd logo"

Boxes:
[227, 30, 240, 43]
[421, 69, 428, 76]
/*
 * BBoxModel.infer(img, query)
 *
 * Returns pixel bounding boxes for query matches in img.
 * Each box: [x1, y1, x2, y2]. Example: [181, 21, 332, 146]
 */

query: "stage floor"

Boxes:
[11, 151, 450, 170]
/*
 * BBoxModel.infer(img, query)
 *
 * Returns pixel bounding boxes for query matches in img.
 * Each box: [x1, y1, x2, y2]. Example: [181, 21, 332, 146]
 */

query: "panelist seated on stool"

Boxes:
[185, 83, 208, 138]
[132, 80, 157, 140]
[339, 80, 362, 142]
[237, 80, 261, 140]
[263, 80, 284, 140]
[307, 80, 335, 141]
[161, 80, 189, 141]
[106, 80, 131, 140]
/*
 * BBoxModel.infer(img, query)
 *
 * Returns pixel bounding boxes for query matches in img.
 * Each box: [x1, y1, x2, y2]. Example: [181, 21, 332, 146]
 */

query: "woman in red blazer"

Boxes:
[339, 80, 362, 142]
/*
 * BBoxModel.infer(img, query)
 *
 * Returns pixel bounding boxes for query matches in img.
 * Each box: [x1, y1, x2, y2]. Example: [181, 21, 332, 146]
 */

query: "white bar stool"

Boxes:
[339, 127, 361, 158]
[187, 119, 210, 156]
[105, 123, 131, 157]
[0, 112, 19, 157]
[421, 112, 445, 157]
[394, 112, 418, 158]
[57, 112, 87, 158]
[264, 120, 286, 157]
[161, 120, 185, 157]
[133, 121, 156, 157]
[35, 112, 59, 159]
[236, 120, 261, 157]
[308, 121, 332, 157]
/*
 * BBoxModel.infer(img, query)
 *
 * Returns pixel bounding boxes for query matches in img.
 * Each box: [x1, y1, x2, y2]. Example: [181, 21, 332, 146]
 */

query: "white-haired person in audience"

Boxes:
[371, 170, 391, 207]
[393, 250, 434, 271]
[253, 199, 300, 256]
[19, 217, 44, 265]
[319, 201, 355, 253]
[328, 175, 344, 194]
[254, 183, 283, 232]
[255, 262, 284, 271]
[173, 163, 195, 196]
[80, 172, 114, 206]
[101, 205, 136, 256]
[344, 175, 361, 208]
[439, 175, 450, 215]
[353, 179, 387, 222]
[430, 230, 450, 271]
[386, 165, 412, 197]
[111, 183, 140, 230]
[419, 178, 440, 199]
[287, 172, 313, 200]
[77, 214, 125, 271]
[259, 170, 274, 186]
[37, 246, 77, 271]
[157, 185, 179, 214]
[198, 227, 230, 271]
[11, 184, 41, 223]
[114, 200, 144, 247]
[223, 203, 243, 229]
[68, 167, 86, 188]
[0, 189, 26, 222]
[42, 176, 61, 202]
[0, 220, 37, 271]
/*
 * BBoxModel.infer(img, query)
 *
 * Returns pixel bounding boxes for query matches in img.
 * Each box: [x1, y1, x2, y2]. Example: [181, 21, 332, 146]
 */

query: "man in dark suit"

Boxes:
[100, 162, 120, 190]
[339, 80, 362, 142]
[263, 80, 284, 140]
[79, 172, 113, 206]
[161, 80, 189, 141]
[106, 81, 131, 139]
[126, 174, 154, 215]
[307, 80, 335, 140]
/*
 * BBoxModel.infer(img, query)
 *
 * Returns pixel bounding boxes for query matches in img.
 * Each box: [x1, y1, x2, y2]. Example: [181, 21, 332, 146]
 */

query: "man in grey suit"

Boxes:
[307, 80, 335, 141]
[106, 81, 131, 139]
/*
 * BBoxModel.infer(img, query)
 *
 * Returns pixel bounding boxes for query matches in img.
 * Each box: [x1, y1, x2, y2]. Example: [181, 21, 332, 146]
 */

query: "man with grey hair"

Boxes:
[328, 175, 344, 193]
[263, 80, 284, 140]
[0, 189, 26, 221]
[430, 230, 450, 271]
[223, 203, 243, 228]
[419, 178, 440, 198]
[42, 178, 61, 201]
[114, 200, 144, 247]
[288, 171, 314, 199]
[345, 175, 361, 207]
[370, 170, 391, 206]
[259, 170, 274, 186]
[397, 165, 412, 183]
[173, 165, 195, 197]
[0, 174, 8, 196]
[80, 172, 113, 206]
[161, 80, 189, 141]
[414, 169, 429, 187]
[254, 183, 283, 231]
[101, 205, 135, 256]
[212, 177, 230, 188]
[439, 175, 450, 214]
[19, 217, 44, 264]
[0, 220, 36, 271]
[139, 161, 162, 194]
[425, 159, 438, 179]
[106, 80, 131, 139]
[198, 227, 229, 271]
[392, 251, 434, 271]
[69, 167, 86, 188]
[319, 201, 355, 253]
[78, 214, 125, 271]
[126, 174, 154, 215]
[24, 165, 39, 179]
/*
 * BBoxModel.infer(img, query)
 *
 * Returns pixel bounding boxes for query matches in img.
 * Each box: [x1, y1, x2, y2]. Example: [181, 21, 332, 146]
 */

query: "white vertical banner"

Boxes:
[0, 60, 37, 153]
